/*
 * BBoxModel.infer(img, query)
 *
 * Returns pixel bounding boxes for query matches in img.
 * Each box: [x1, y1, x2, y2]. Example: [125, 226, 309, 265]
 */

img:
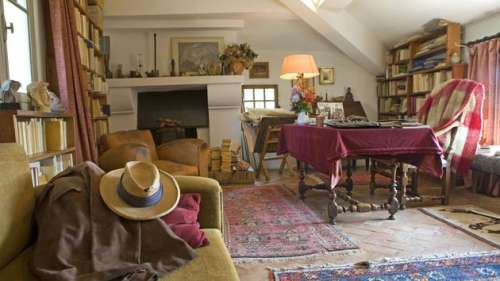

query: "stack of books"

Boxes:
[413, 70, 452, 92]
[387, 64, 408, 78]
[16, 118, 46, 156]
[210, 148, 221, 172]
[29, 154, 74, 187]
[220, 139, 232, 173]
[415, 34, 447, 56]
[387, 80, 408, 96]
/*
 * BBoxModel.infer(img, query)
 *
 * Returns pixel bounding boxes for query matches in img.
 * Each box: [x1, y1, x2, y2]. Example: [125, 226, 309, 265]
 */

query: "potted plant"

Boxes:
[290, 83, 316, 124]
[220, 43, 258, 75]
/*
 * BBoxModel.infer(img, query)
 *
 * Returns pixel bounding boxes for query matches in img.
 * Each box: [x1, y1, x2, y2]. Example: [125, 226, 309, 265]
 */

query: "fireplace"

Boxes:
[137, 88, 209, 145]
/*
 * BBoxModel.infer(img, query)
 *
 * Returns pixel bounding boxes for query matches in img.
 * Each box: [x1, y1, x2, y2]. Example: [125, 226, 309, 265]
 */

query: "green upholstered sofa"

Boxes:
[0, 143, 239, 281]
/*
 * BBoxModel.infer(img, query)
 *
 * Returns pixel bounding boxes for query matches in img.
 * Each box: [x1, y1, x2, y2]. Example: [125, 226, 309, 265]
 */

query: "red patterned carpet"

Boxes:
[223, 185, 358, 259]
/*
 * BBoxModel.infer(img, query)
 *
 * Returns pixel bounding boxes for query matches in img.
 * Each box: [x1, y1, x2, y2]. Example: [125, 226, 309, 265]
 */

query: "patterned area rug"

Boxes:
[270, 251, 500, 281]
[223, 185, 358, 259]
[420, 205, 500, 248]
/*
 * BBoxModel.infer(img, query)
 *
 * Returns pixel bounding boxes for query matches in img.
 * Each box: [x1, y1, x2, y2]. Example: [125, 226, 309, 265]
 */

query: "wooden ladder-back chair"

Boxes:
[370, 79, 485, 206]
[254, 116, 296, 181]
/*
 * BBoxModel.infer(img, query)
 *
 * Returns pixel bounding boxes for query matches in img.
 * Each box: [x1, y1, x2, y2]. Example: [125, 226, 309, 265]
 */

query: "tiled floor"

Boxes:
[226, 169, 500, 281]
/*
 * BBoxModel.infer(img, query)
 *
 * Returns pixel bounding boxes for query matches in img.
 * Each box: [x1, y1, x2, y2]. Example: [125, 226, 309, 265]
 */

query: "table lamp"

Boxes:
[280, 54, 319, 90]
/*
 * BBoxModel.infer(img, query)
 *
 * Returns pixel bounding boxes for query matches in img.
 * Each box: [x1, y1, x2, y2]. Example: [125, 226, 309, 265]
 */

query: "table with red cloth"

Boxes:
[278, 124, 444, 223]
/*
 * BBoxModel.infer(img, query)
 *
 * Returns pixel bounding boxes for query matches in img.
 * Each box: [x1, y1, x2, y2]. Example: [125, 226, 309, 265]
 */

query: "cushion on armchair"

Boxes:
[162, 193, 209, 248]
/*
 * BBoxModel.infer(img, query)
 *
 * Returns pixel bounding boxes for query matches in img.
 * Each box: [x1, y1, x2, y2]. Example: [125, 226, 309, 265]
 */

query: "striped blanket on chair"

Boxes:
[418, 79, 485, 176]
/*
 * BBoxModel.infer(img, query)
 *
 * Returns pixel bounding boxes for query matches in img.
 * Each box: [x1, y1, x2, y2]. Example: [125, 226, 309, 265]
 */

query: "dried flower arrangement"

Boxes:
[220, 43, 258, 74]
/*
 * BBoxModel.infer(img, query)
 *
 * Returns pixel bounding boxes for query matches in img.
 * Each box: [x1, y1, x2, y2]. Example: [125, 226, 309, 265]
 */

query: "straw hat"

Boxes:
[99, 161, 180, 220]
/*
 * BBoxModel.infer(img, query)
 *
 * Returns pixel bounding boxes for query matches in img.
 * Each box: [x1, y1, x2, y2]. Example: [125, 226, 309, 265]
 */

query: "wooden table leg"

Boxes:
[328, 181, 339, 224]
[345, 161, 354, 196]
[387, 165, 400, 220]
[298, 161, 308, 200]
[399, 162, 408, 210]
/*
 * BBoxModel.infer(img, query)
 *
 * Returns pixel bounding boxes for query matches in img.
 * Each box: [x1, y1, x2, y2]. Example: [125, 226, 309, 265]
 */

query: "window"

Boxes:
[242, 85, 278, 112]
[1, 0, 33, 92]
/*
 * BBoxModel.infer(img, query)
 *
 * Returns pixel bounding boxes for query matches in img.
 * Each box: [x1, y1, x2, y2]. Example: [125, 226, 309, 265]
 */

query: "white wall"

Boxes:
[462, 12, 500, 63]
[464, 12, 500, 43]
[105, 18, 377, 121]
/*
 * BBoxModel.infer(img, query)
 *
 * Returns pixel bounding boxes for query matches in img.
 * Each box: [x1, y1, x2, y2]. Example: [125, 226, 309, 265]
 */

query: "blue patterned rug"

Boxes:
[270, 251, 500, 281]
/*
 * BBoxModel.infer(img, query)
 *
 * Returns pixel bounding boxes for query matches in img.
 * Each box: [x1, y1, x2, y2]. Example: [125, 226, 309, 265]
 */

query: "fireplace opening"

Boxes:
[137, 88, 208, 145]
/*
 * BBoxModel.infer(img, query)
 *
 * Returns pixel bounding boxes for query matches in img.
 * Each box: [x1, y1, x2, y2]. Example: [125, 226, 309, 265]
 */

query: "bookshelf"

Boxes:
[73, 0, 110, 144]
[377, 23, 466, 121]
[0, 110, 76, 187]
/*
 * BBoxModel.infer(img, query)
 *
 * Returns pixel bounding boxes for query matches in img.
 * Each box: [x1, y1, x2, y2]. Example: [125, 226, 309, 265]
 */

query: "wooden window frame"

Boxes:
[241, 84, 279, 112]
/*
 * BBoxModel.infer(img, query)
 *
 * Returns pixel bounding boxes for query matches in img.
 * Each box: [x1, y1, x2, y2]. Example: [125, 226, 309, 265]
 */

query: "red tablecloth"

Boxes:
[278, 125, 444, 186]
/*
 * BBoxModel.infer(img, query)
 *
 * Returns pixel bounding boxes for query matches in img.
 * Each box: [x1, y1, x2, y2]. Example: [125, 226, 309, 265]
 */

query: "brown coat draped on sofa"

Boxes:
[31, 162, 196, 281]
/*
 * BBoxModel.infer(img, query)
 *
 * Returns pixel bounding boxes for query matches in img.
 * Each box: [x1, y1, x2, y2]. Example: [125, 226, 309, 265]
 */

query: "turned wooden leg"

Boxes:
[442, 169, 454, 205]
[328, 183, 339, 225]
[298, 161, 308, 200]
[387, 166, 400, 220]
[399, 162, 408, 210]
[410, 168, 419, 196]
[369, 159, 377, 195]
[345, 162, 354, 196]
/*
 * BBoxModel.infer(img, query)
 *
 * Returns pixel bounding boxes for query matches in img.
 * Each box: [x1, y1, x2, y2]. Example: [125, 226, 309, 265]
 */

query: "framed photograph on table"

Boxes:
[171, 37, 224, 76]
[317, 102, 344, 120]
[319, 67, 335, 85]
[249, 62, 270, 79]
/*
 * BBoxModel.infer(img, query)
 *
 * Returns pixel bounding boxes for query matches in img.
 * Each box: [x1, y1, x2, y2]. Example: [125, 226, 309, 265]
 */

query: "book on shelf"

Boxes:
[413, 70, 452, 92]
[45, 119, 68, 151]
[16, 118, 69, 156]
[94, 119, 108, 141]
[386, 64, 408, 78]
[16, 118, 46, 156]
[91, 99, 105, 117]
[415, 34, 447, 56]
[386, 80, 408, 96]
[78, 37, 90, 68]
[88, 5, 103, 32]
[30, 153, 74, 186]
[411, 52, 446, 72]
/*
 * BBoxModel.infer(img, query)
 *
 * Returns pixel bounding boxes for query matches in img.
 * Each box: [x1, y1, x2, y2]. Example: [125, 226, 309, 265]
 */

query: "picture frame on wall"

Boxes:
[249, 62, 270, 79]
[319, 67, 335, 85]
[171, 37, 224, 76]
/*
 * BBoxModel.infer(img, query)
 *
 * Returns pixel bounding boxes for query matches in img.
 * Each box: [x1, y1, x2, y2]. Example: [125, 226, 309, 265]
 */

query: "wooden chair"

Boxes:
[370, 79, 484, 206]
[253, 117, 296, 181]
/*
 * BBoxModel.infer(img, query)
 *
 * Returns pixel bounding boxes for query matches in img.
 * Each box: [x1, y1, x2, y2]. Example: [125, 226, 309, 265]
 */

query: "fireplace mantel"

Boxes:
[107, 75, 245, 147]
[108, 75, 245, 89]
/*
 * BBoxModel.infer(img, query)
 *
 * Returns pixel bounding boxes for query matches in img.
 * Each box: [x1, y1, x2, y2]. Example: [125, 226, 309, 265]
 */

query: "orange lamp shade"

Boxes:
[280, 54, 320, 80]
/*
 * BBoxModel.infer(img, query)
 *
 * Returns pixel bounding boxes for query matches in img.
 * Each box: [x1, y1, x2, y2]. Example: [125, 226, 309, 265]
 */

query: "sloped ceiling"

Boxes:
[104, 0, 500, 74]
[345, 0, 500, 46]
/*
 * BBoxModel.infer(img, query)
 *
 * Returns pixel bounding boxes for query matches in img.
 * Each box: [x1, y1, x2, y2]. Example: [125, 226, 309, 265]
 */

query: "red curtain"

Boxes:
[46, 0, 98, 162]
[468, 38, 500, 145]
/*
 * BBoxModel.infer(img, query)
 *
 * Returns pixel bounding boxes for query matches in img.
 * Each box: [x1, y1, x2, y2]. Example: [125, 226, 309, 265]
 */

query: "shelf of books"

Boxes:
[377, 22, 466, 121]
[74, 0, 110, 144]
[0, 110, 75, 187]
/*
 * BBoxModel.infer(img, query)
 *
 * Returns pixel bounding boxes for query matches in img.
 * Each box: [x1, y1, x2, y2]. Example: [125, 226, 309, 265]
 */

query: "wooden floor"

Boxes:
[227, 169, 500, 281]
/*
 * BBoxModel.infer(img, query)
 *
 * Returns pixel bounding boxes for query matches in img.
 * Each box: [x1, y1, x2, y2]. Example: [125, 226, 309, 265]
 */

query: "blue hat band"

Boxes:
[117, 174, 163, 208]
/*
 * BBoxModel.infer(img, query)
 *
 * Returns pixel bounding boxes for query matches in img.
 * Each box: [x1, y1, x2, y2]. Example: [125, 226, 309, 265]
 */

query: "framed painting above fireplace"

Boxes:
[171, 37, 225, 76]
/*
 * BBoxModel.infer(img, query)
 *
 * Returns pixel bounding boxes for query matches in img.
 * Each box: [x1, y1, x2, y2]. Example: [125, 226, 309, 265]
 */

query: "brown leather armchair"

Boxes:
[98, 130, 209, 177]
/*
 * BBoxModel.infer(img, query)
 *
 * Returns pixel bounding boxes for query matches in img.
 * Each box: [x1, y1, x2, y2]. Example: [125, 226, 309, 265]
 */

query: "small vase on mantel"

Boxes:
[296, 111, 308, 125]
[230, 60, 245, 75]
